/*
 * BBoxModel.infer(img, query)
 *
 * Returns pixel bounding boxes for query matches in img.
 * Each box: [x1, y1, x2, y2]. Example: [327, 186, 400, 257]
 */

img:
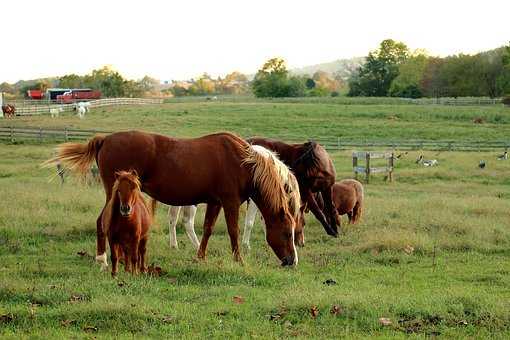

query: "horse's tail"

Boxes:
[351, 180, 364, 224]
[43, 135, 105, 177]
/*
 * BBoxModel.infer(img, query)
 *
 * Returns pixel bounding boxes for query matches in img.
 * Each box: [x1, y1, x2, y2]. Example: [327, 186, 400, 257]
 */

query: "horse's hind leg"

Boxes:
[223, 201, 243, 263]
[242, 200, 258, 250]
[138, 237, 148, 273]
[168, 206, 180, 248]
[197, 203, 222, 260]
[95, 206, 108, 270]
[183, 205, 200, 250]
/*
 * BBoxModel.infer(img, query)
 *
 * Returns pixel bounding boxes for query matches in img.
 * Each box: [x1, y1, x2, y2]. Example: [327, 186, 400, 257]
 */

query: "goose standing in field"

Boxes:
[479, 160, 486, 169]
[415, 154, 424, 164]
[423, 159, 438, 167]
[497, 151, 508, 160]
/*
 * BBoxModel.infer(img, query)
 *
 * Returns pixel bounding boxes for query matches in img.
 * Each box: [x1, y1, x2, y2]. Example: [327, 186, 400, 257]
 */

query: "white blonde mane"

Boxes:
[249, 145, 300, 218]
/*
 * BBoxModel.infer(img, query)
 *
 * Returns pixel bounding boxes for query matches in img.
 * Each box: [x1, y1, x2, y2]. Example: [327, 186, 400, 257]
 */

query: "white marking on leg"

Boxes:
[95, 252, 108, 270]
[183, 205, 200, 250]
[168, 206, 180, 248]
[242, 200, 258, 249]
[292, 227, 298, 266]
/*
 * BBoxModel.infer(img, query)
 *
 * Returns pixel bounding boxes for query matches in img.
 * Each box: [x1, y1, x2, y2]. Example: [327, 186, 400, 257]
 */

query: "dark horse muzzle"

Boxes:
[281, 255, 296, 267]
[119, 204, 132, 216]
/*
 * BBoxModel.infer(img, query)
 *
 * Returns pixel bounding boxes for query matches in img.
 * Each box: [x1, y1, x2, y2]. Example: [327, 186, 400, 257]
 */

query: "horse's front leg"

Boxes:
[168, 206, 181, 248]
[197, 203, 222, 260]
[305, 190, 338, 237]
[183, 205, 200, 249]
[223, 201, 243, 263]
[242, 199, 258, 249]
[95, 206, 108, 269]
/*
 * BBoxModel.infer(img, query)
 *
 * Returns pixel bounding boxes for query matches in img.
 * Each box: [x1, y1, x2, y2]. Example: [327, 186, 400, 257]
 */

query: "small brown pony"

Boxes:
[317, 179, 364, 226]
[45, 131, 299, 267]
[1, 104, 15, 118]
[101, 170, 152, 276]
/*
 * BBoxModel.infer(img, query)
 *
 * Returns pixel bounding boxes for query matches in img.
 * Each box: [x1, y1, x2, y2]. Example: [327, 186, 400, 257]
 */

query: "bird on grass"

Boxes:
[497, 151, 508, 160]
[479, 160, 486, 169]
[415, 155, 423, 164]
[423, 159, 438, 167]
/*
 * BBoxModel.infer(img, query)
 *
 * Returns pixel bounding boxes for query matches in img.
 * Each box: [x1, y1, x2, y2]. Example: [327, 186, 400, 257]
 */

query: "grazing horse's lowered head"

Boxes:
[245, 145, 301, 266]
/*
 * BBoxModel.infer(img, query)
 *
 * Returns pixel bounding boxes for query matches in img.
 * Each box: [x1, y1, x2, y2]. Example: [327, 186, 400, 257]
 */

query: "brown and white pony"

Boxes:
[45, 131, 300, 267]
[102, 170, 152, 276]
[1, 104, 15, 118]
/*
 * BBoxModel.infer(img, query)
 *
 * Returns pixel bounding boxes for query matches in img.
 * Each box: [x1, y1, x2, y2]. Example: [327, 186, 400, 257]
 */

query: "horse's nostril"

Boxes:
[281, 255, 295, 267]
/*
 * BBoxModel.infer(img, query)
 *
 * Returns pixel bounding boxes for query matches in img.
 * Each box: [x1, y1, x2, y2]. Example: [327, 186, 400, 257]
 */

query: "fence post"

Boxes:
[10, 126, 14, 143]
[353, 153, 358, 180]
[388, 153, 394, 182]
[365, 152, 370, 184]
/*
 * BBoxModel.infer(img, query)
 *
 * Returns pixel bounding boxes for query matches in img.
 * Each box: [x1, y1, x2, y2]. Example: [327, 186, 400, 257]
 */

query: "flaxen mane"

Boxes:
[243, 145, 300, 218]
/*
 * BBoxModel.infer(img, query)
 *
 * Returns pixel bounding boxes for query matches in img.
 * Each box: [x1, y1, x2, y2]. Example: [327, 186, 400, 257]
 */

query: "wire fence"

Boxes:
[1, 126, 508, 152]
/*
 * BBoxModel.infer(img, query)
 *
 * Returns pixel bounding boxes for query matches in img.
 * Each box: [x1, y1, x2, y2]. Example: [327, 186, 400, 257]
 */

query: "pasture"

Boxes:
[1, 100, 509, 338]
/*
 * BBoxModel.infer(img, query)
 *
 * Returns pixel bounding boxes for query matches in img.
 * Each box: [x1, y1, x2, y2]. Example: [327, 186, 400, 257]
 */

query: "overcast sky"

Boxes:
[1, 0, 509, 83]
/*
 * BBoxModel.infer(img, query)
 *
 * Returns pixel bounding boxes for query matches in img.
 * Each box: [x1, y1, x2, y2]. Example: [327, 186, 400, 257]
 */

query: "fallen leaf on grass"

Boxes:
[330, 305, 343, 316]
[403, 245, 415, 255]
[147, 264, 163, 277]
[323, 278, 337, 286]
[61, 319, 76, 327]
[0, 313, 14, 323]
[77, 250, 89, 257]
[69, 294, 86, 303]
[117, 281, 126, 288]
[283, 320, 292, 328]
[310, 306, 319, 319]
[232, 296, 244, 304]
[379, 317, 392, 326]
[458, 319, 468, 326]
[269, 307, 288, 321]
[83, 325, 98, 333]
[162, 315, 174, 323]
[215, 311, 229, 317]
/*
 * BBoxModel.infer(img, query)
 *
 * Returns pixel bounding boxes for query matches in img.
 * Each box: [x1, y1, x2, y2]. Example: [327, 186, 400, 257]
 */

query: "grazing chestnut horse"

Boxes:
[317, 179, 364, 226]
[46, 131, 300, 267]
[1, 104, 15, 118]
[246, 137, 338, 237]
[102, 170, 151, 276]
[166, 145, 303, 249]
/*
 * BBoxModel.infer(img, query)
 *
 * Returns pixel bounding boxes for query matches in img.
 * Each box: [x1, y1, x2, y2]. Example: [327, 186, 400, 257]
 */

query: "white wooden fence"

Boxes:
[6, 98, 164, 115]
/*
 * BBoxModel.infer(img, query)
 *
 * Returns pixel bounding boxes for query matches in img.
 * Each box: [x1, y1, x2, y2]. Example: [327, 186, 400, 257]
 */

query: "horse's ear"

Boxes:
[130, 169, 139, 177]
[114, 171, 121, 180]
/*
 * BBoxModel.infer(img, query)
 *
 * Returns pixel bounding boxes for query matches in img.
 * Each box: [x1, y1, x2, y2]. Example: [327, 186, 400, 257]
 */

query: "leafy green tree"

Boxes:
[305, 78, 316, 89]
[59, 74, 83, 88]
[348, 39, 409, 96]
[0, 82, 15, 94]
[137, 76, 159, 94]
[252, 58, 291, 97]
[83, 66, 127, 97]
[390, 53, 428, 98]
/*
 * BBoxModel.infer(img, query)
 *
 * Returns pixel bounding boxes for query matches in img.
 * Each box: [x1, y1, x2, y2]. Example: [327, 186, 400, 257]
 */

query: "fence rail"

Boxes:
[4, 97, 164, 115]
[1, 126, 508, 151]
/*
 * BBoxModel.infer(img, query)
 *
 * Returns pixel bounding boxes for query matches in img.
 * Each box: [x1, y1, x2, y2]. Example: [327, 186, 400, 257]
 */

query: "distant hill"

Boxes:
[290, 57, 364, 80]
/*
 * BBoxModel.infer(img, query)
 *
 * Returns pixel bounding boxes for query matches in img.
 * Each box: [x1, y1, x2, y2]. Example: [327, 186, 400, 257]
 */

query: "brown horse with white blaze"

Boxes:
[247, 137, 338, 237]
[45, 131, 300, 267]
[102, 170, 151, 276]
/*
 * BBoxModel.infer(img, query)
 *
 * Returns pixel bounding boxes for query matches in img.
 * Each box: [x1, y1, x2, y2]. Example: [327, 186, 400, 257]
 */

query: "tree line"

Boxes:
[348, 39, 510, 98]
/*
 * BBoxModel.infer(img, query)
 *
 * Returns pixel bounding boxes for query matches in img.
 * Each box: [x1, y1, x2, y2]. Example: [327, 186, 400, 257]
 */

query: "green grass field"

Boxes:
[1, 100, 509, 338]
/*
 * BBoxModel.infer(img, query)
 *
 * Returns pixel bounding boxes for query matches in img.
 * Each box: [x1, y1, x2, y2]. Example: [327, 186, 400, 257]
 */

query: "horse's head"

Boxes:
[264, 206, 298, 267]
[114, 170, 141, 217]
